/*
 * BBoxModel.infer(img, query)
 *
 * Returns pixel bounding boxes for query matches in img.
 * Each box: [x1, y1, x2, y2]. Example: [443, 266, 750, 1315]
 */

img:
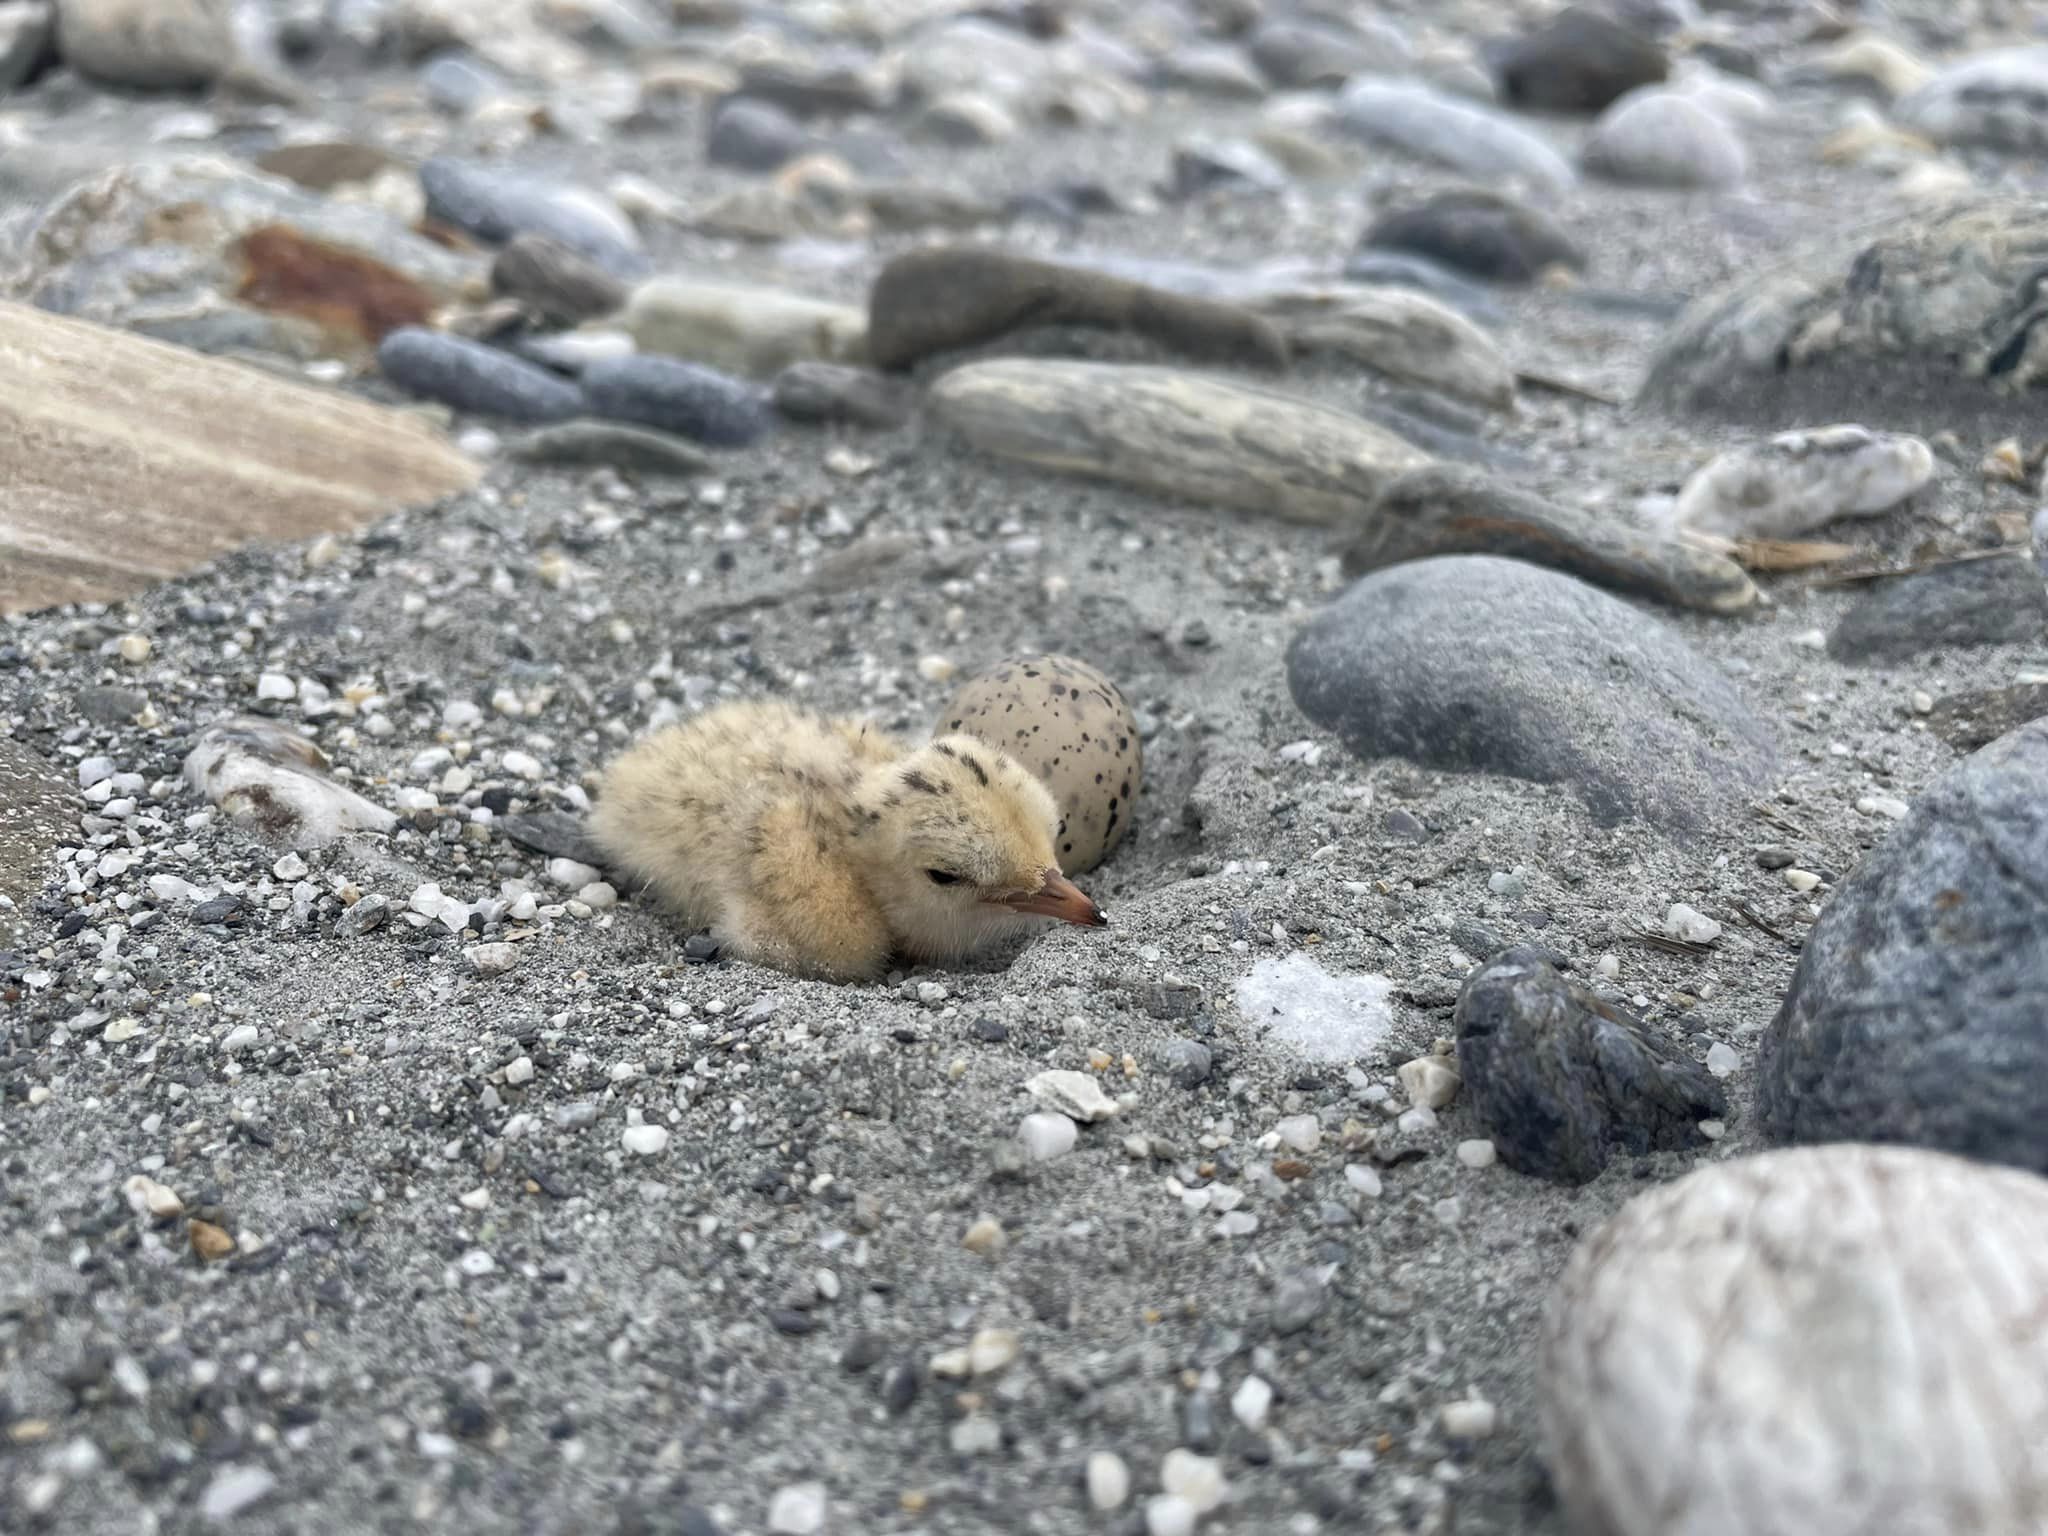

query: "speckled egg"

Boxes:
[940, 653, 1142, 875]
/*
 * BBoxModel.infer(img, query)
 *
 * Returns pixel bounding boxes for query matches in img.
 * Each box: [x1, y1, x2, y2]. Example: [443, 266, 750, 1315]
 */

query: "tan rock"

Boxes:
[615, 277, 867, 377]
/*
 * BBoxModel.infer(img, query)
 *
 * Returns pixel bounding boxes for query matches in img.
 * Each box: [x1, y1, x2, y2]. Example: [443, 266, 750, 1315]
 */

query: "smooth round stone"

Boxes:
[1491, 6, 1667, 114]
[579, 356, 770, 447]
[1541, 1143, 2048, 1536]
[1758, 719, 2048, 1171]
[1247, 17, 1409, 89]
[1338, 77, 1575, 191]
[1672, 425, 1933, 538]
[1583, 86, 1748, 188]
[1361, 188, 1584, 284]
[1286, 556, 1776, 837]
[940, 653, 1142, 875]
[707, 96, 807, 171]
[421, 53, 505, 114]
[1455, 946, 1725, 1184]
[378, 328, 583, 423]
[55, 0, 230, 90]
[420, 157, 647, 278]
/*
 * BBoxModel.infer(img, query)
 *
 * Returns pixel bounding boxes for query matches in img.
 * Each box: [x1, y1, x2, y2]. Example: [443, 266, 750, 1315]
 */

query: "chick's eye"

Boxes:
[925, 869, 961, 886]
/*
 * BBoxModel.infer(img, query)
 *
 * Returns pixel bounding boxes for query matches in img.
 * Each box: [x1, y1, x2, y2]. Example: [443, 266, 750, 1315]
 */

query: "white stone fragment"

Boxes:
[1161, 1448, 1226, 1513]
[1706, 1042, 1741, 1077]
[1019, 1112, 1079, 1161]
[1671, 425, 1934, 538]
[1665, 903, 1722, 944]
[622, 1124, 670, 1156]
[123, 1174, 184, 1220]
[1086, 1451, 1131, 1511]
[1274, 1114, 1322, 1154]
[256, 673, 295, 701]
[767, 1483, 827, 1535]
[1345, 1163, 1384, 1198]
[1398, 1056, 1461, 1110]
[1026, 1069, 1120, 1123]
[546, 857, 603, 889]
[199, 1465, 277, 1522]
[1784, 868, 1822, 893]
[1456, 1139, 1497, 1169]
[1440, 1398, 1498, 1440]
[466, 943, 520, 977]
[1145, 1496, 1196, 1536]
[1231, 1374, 1274, 1431]
[1857, 794, 1910, 821]
[1234, 952, 1396, 1063]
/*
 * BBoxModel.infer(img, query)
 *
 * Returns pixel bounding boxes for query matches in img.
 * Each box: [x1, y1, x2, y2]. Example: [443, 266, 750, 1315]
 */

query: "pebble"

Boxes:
[1019, 1112, 1078, 1161]
[1344, 1164, 1384, 1198]
[1145, 1496, 1197, 1536]
[466, 943, 520, 977]
[767, 1483, 826, 1535]
[1362, 189, 1583, 285]
[1338, 77, 1576, 191]
[1273, 1114, 1321, 1154]
[950, 1414, 1002, 1456]
[123, 1174, 184, 1220]
[1858, 794, 1910, 820]
[378, 329, 583, 424]
[1230, 1375, 1274, 1431]
[420, 158, 646, 278]
[1783, 868, 1822, 893]
[580, 356, 771, 448]
[504, 1056, 535, 1085]
[198, 1465, 278, 1523]
[1494, 9, 1667, 113]
[1706, 1042, 1740, 1078]
[1439, 1398, 1498, 1440]
[1026, 1069, 1120, 1123]
[1664, 904, 1722, 944]
[220, 1024, 259, 1054]
[621, 1124, 671, 1157]
[272, 852, 307, 880]
[1583, 87, 1748, 188]
[1672, 426, 1934, 539]
[1085, 1451, 1131, 1511]
[1828, 555, 2048, 665]
[962, 1216, 1007, 1257]
[1160, 1449, 1226, 1513]
[1156, 1038, 1214, 1088]
[708, 96, 808, 172]
[1398, 1056, 1461, 1111]
[1456, 1139, 1497, 1169]
[506, 421, 712, 476]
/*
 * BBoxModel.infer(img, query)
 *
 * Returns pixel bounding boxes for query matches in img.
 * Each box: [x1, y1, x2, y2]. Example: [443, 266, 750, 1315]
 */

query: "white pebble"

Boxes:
[916, 654, 957, 683]
[78, 756, 116, 789]
[622, 1124, 671, 1156]
[1160, 1448, 1226, 1513]
[1910, 689, 1934, 715]
[504, 1056, 535, 1085]
[1231, 1374, 1274, 1431]
[969, 1327, 1019, 1375]
[917, 981, 949, 1004]
[767, 1483, 826, 1535]
[1664, 903, 1722, 944]
[272, 853, 308, 881]
[458, 1188, 491, 1211]
[1857, 794, 1910, 821]
[1274, 1114, 1321, 1153]
[1019, 1111, 1079, 1161]
[123, 1174, 184, 1219]
[1086, 1451, 1131, 1511]
[546, 857, 603, 889]
[1595, 953, 1621, 979]
[1456, 1139, 1497, 1169]
[1145, 1496, 1196, 1536]
[1439, 1398, 1498, 1440]
[117, 633, 152, 664]
[501, 750, 543, 781]
[1783, 868, 1822, 893]
[1706, 1041, 1741, 1077]
[577, 881, 619, 911]
[1344, 1163, 1383, 1198]
[1397, 1056, 1461, 1110]
[219, 1024, 259, 1054]
[256, 672, 294, 701]
[466, 943, 520, 977]
[199, 1465, 277, 1522]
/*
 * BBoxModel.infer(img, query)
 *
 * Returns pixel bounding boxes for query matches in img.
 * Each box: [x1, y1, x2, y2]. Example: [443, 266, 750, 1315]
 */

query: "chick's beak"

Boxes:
[993, 871, 1108, 927]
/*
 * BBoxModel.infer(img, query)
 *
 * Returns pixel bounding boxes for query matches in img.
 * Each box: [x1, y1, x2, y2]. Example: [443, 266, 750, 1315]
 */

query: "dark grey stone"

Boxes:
[581, 357, 771, 447]
[1489, 6, 1666, 114]
[1284, 556, 1777, 836]
[1155, 1038, 1213, 1088]
[420, 157, 648, 278]
[377, 328, 584, 423]
[506, 421, 712, 476]
[1826, 554, 2048, 663]
[1454, 946, 1726, 1184]
[1170, 137, 1290, 200]
[489, 235, 626, 326]
[707, 96, 808, 172]
[1269, 1269, 1326, 1335]
[1926, 682, 2048, 752]
[772, 362, 911, 430]
[1756, 720, 2048, 1173]
[73, 685, 148, 725]
[0, 1, 54, 93]
[1359, 190, 1585, 286]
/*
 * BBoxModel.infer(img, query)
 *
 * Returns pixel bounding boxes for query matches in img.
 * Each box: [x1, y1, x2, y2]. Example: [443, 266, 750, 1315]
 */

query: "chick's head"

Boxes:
[857, 735, 1107, 962]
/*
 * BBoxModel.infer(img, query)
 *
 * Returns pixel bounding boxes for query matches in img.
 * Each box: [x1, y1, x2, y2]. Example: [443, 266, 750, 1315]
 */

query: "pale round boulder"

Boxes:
[1541, 1143, 2048, 1536]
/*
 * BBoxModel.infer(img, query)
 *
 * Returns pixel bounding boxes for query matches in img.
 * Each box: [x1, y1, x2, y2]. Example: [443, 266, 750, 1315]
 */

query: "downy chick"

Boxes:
[589, 698, 1107, 981]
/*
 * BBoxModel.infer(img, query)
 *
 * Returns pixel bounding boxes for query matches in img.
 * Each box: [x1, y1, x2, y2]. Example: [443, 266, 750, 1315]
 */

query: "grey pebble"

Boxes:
[581, 357, 772, 447]
[378, 329, 583, 424]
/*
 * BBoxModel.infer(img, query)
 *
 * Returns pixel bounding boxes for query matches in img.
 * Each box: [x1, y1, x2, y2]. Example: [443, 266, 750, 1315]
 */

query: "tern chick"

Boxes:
[590, 699, 1108, 981]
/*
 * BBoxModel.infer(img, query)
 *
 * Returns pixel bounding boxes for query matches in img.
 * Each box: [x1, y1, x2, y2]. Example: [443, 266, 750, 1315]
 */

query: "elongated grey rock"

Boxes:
[505, 421, 712, 475]
[929, 359, 1431, 528]
[1343, 464, 1757, 614]
[1285, 556, 1777, 835]
[580, 356, 771, 447]
[1672, 425, 1934, 538]
[1757, 719, 2048, 1171]
[1896, 44, 2048, 152]
[421, 158, 648, 278]
[1542, 1144, 2048, 1536]
[618, 277, 868, 378]
[867, 247, 1289, 372]
[1827, 554, 2048, 663]
[1338, 77, 1576, 191]
[377, 328, 584, 423]
[1455, 947, 1725, 1184]
[1263, 286, 1517, 411]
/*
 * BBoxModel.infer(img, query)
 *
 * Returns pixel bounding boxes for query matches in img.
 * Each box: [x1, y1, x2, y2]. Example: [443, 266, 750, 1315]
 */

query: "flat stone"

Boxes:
[1285, 556, 1777, 836]
[1456, 947, 1726, 1184]
[54, 0, 232, 90]
[1757, 720, 2048, 1171]
[1826, 555, 2048, 664]
[1541, 1145, 2048, 1536]
[182, 716, 396, 847]
[581, 356, 770, 447]
[866, 247, 1288, 372]
[0, 302, 476, 615]
[1272, 287, 1516, 412]
[490, 235, 627, 327]
[616, 277, 867, 378]
[707, 96, 809, 171]
[930, 359, 1431, 528]
[378, 328, 584, 423]
[1491, 7, 1666, 114]
[1671, 426, 1934, 539]
[1340, 250, 1510, 327]
[1925, 682, 2048, 752]
[771, 362, 911, 430]
[1156, 43, 1266, 100]
[1583, 86, 1748, 188]
[421, 157, 648, 279]
[1341, 464, 1757, 614]
[1338, 78, 1575, 191]
[1026, 1069, 1119, 1123]
[505, 421, 712, 475]
[1639, 198, 2048, 425]
[1897, 44, 2048, 152]
[1170, 135, 1291, 201]
[1361, 189, 1585, 285]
